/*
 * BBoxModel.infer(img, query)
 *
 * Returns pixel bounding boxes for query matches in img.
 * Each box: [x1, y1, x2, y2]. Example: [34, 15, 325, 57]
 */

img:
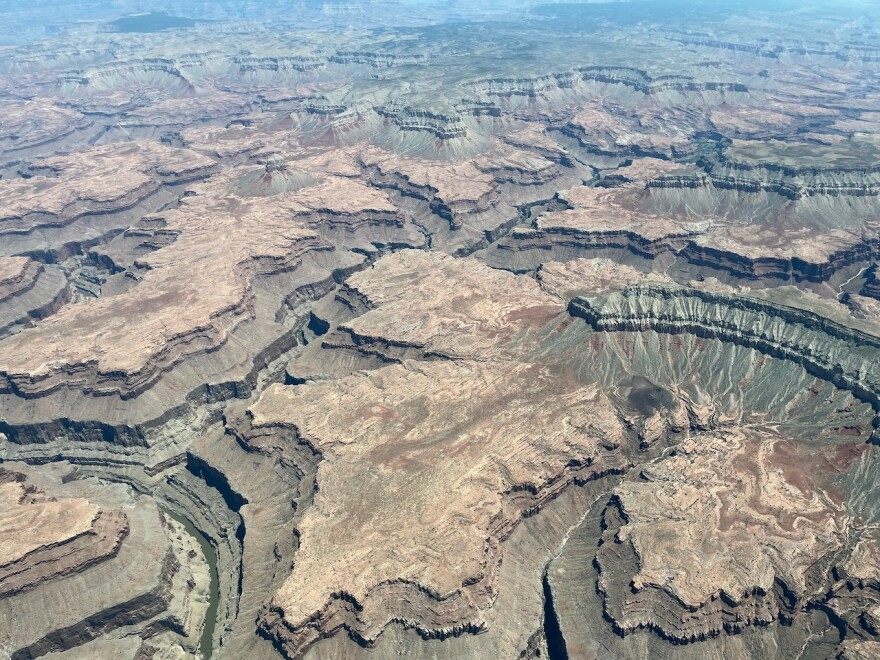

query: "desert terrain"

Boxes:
[1, 1, 880, 658]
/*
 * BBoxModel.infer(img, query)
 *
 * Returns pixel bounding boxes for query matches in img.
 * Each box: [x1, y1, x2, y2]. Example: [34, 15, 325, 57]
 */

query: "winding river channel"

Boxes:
[161, 508, 220, 659]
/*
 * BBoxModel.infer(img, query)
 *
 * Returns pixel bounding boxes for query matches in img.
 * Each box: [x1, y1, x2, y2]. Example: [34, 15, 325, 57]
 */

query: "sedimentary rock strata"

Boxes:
[837, 641, 880, 660]
[597, 429, 854, 641]
[0, 164, 414, 402]
[569, 283, 880, 421]
[489, 147, 880, 280]
[4, 2, 880, 659]
[250, 359, 626, 656]
[0, 100, 91, 157]
[535, 257, 673, 301]
[0, 257, 40, 302]
[337, 249, 562, 359]
[0, 469, 127, 598]
[0, 141, 216, 239]
[234, 251, 629, 655]
[0, 197, 324, 399]
[0, 464, 209, 659]
[358, 141, 574, 252]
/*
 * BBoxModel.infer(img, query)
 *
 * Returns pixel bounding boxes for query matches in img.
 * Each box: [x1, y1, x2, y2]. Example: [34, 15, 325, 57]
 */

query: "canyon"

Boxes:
[1, 1, 880, 659]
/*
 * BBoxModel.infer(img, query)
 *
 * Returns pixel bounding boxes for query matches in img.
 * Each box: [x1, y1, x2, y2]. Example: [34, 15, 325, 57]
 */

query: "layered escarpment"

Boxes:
[0, 468, 127, 598]
[357, 140, 574, 251]
[5, 6, 880, 660]
[0, 141, 216, 242]
[559, 102, 705, 161]
[243, 251, 631, 657]
[701, 138, 880, 199]
[0, 163, 415, 406]
[546, 279, 880, 651]
[597, 429, 855, 642]
[861, 264, 880, 300]
[0, 100, 93, 157]
[250, 360, 627, 657]
[0, 257, 41, 303]
[335, 249, 564, 359]
[569, 283, 880, 420]
[0, 464, 210, 659]
[829, 528, 880, 637]
[246, 251, 880, 658]
[474, 66, 746, 107]
[0, 197, 325, 401]
[486, 145, 880, 282]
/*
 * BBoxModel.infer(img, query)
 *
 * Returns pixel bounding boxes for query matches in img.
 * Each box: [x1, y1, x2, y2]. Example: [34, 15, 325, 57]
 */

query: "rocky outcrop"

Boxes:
[861, 264, 880, 300]
[557, 104, 699, 161]
[687, 138, 880, 199]
[0, 469, 127, 598]
[486, 148, 880, 283]
[358, 143, 569, 248]
[234, 251, 631, 656]
[249, 360, 627, 658]
[0, 141, 217, 257]
[50, 58, 196, 96]
[828, 528, 880, 638]
[680, 236, 880, 283]
[6, 5, 880, 660]
[569, 284, 880, 423]
[0, 101, 92, 156]
[0, 257, 41, 303]
[378, 106, 470, 139]
[234, 55, 325, 73]
[329, 51, 427, 68]
[0, 171, 410, 402]
[597, 429, 854, 643]
[472, 66, 747, 99]
[0, 464, 210, 659]
[540, 283, 880, 656]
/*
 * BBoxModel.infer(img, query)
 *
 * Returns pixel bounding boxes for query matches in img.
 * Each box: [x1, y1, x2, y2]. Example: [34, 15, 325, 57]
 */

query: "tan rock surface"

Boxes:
[241, 250, 635, 655]
[0, 166, 403, 396]
[0, 99, 89, 152]
[0, 480, 98, 564]
[340, 250, 562, 359]
[697, 225, 868, 264]
[0, 469, 128, 598]
[360, 144, 496, 203]
[837, 640, 880, 660]
[538, 183, 710, 241]
[0, 197, 321, 394]
[536, 257, 672, 300]
[567, 102, 695, 158]
[251, 358, 626, 656]
[358, 142, 559, 231]
[0, 256, 40, 302]
[609, 156, 694, 182]
[0, 141, 216, 235]
[0, 472, 207, 659]
[501, 123, 569, 157]
[598, 429, 859, 639]
[5, 5, 880, 659]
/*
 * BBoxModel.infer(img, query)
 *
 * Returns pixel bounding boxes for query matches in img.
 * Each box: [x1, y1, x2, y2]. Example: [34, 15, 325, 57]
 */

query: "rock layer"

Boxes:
[598, 429, 854, 642]
[4, 3, 880, 659]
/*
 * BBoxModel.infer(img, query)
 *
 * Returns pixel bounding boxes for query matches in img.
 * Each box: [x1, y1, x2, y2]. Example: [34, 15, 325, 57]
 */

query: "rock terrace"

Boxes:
[2, 2, 880, 659]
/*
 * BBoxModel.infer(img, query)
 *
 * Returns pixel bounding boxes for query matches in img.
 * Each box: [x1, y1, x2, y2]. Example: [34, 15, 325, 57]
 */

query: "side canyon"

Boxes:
[2, 2, 880, 659]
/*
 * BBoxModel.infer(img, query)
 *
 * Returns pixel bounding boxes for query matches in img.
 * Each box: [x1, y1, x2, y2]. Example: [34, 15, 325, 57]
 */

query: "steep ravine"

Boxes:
[0, 283, 356, 658]
[161, 507, 221, 659]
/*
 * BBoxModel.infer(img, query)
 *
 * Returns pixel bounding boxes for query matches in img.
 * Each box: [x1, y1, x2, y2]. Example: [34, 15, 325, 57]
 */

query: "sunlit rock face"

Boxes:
[599, 429, 855, 641]
[3, 1, 880, 659]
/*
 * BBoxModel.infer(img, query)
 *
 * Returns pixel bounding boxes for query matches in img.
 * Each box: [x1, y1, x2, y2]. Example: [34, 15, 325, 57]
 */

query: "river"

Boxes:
[160, 508, 220, 659]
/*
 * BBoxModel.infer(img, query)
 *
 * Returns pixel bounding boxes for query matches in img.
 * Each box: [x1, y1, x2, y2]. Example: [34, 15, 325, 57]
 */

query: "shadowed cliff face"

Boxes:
[2, 1, 880, 659]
